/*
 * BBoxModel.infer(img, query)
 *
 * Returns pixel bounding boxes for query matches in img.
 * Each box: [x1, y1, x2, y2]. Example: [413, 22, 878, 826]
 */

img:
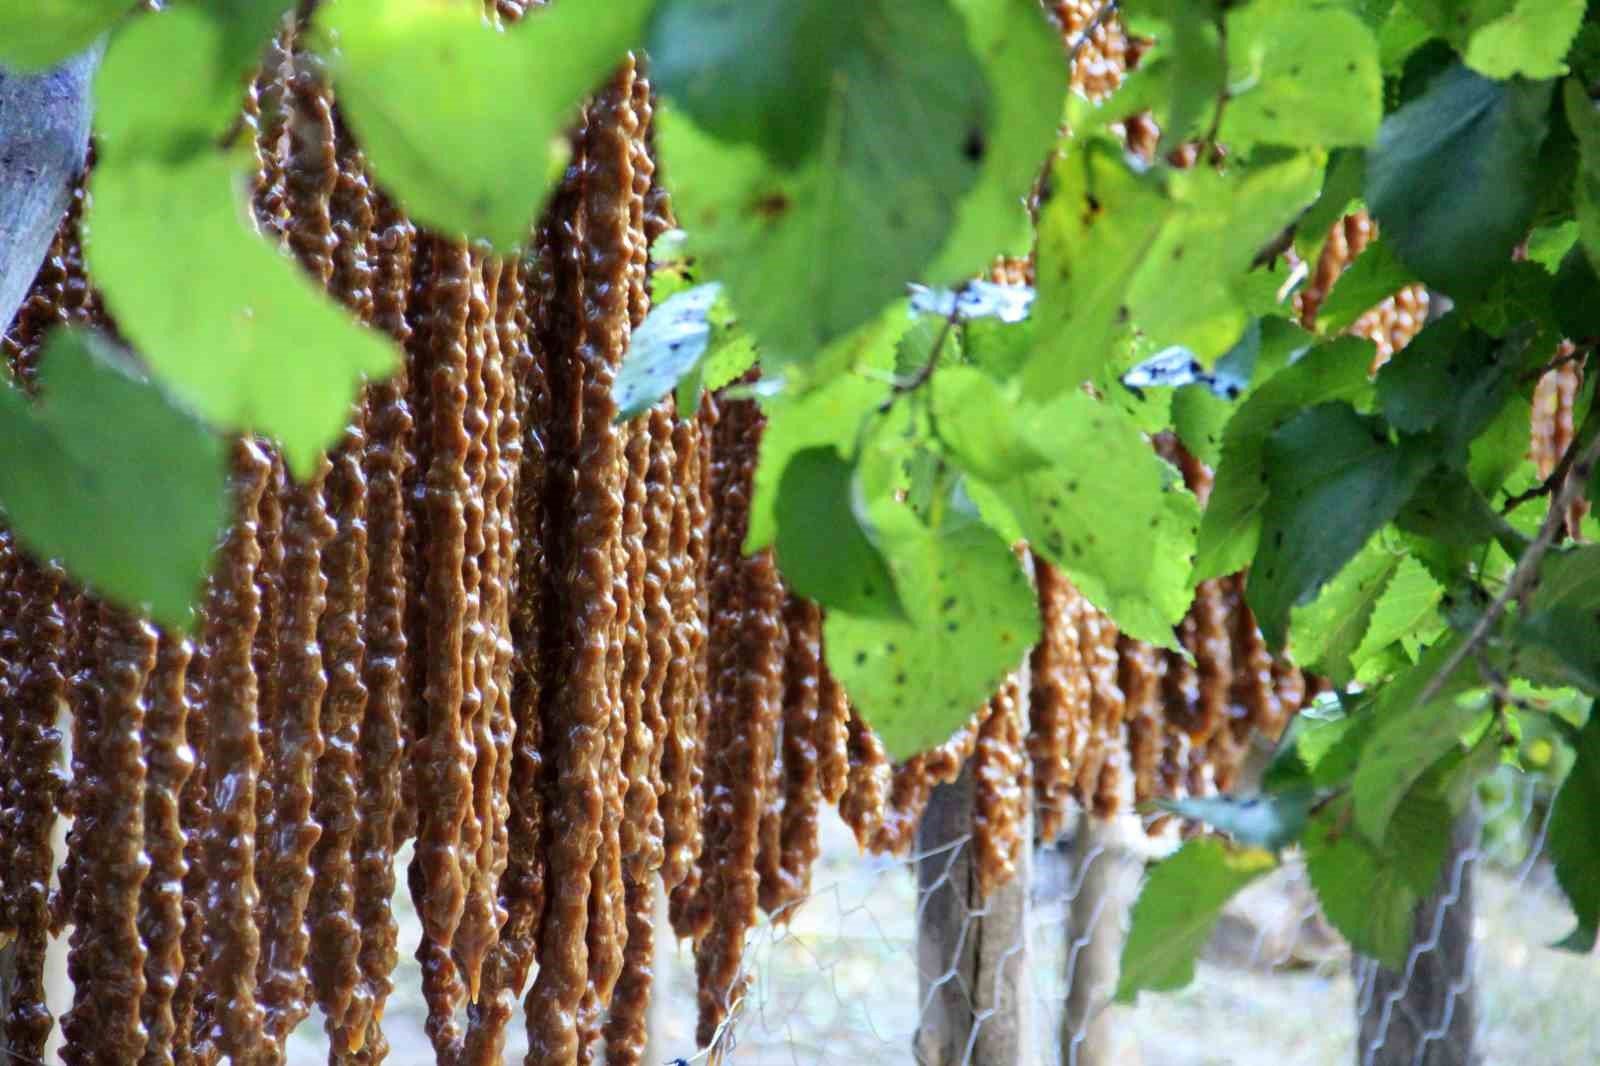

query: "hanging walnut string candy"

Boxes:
[524, 99, 622, 1066]
[814, 649, 851, 807]
[172, 625, 212, 1066]
[974, 676, 1029, 899]
[199, 439, 272, 1064]
[768, 595, 824, 911]
[336, 196, 415, 1063]
[138, 631, 196, 1066]
[2, 558, 69, 1060]
[839, 706, 892, 850]
[1119, 635, 1166, 807]
[1027, 557, 1081, 841]
[0, 533, 24, 946]
[63, 606, 157, 1066]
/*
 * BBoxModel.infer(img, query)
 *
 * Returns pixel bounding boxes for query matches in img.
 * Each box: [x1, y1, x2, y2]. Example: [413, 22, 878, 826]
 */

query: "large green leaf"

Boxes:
[1196, 336, 1376, 582]
[1304, 795, 1423, 969]
[656, 0, 988, 361]
[1351, 556, 1445, 683]
[1247, 403, 1433, 647]
[316, 0, 650, 249]
[0, 0, 124, 70]
[1463, 0, 1587, 80]
[1366, 63, 1552, 300]
[86, 155, 397, 477]
[1025, 140, 1174, 400]
[966, 390, 1200, 648]
[1351, 638, 1487, 843]
[1220, 0, 1383, 152]
[774, 447, 903, 619]
[0, 330, 228, 631]
[1547, 706, 1600, 951]
[824, 507, 1039, 760]
[1509, 545, 1600, 693]
[1564, 78, 1600, 280]
[1376, 317, 1535, 462]
[923, 0, 1068, 281]
[1115, 839, 1277, 1002]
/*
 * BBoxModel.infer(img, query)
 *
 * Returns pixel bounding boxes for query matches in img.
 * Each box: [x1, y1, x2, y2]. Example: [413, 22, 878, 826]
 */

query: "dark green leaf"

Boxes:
[1547, 704, 1600, 950]
[1304, 795, 1420, 969]
[318, 0, 650, 248]
[0, 0, 123, 70]
[1315, 239, 1417, 335]
[1247, 403, 1432, 646]
[1196, 335, 1373, 582]
[1553, 246, 1600, 340]
[1157, 790, 1317, 852]
[1352, 638, 1487, 842]
[1366, 63, 1552, 300]
[1396, 468, 1526, 553]
[774, 447, 903, 619]
[824, 508, 1039, 760]
[0, 329, 228, 630]
[1115, 839, 1277, 1002]
[1510, 545, 1600, 693]
[1565, 78, 1600, 280]
[1376, 316, 1538, 461]
[657, 0, 987, 361]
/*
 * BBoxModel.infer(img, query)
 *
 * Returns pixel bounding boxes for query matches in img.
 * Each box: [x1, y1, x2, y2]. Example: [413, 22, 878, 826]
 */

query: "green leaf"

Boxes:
[86, 155, 397, 476]
[1157, 790, 1317, 852]
[1115, 839, 1277, 1002]
[1288, 536, 1401, 686]
[1304, 795, 1421, 969]
[317, 0, 650, 248]
[1352, 557, 1445, 682]
[824, 509, 1038, 760]
[1315, 238, 1417, 335]
[923, 0, 1068, 281]
[1127, 150, 1325, 359]
[1220, 0, 1383, 152]
[929, 366, 1054, 482]
[1352, 638, 1487, 843]
[1377, 3, 1438, 75]
[0, 330, 229, 631]
[1295, 148, 1367, 263]
[746, 375, 893, 553]
[1366, 63, 1552, 300]
[1120, 0, 1224, 154]
[1510, 545, 1600, 693]
[656, 0, 987, 361]
[1172, 318, 1309, 467]
[774, 447, 903, 619]
[0, 0, 124, 70]
[975, 391, 1200, 647]
[1564, 78, 1600, 279]
[1463, 0, 1586, 81]
[1247, 403, 1431, 646]
[1547, 705, 1600, 951]
[1377, 316, 1537, 462]
[1025, 140, 1174, 399]
[1553, 245, 1600, 341]
[1196, 336, 1376, 582]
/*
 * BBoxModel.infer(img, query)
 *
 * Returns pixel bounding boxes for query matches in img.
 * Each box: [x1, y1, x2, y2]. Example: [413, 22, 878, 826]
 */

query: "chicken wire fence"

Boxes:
[623, 765, 1592, 1066]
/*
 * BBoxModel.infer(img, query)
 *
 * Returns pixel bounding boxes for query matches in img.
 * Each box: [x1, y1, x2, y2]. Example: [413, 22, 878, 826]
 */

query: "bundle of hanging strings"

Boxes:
[0, 5, 1578, 1065]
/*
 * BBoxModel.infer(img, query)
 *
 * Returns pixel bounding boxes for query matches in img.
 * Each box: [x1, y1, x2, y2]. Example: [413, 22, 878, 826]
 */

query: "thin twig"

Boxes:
[1418, 428, 1600, 708]
[1519, 343, 1590, 383]
[1501, 441, 1582, 514]
[1069, 1, 1120, 71]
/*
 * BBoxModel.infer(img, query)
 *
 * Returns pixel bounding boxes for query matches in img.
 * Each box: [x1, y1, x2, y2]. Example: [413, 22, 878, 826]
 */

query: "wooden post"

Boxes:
[1354, 815, 1480, 1066]
[913, 763, 1035, 1066]
[1060, 807, 1146, 1066]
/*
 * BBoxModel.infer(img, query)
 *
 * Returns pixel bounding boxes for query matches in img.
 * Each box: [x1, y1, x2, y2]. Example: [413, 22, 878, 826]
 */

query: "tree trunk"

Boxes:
[1060, 808, 1145, 1066]
[913, 763, 1035, 1066]
[1354, 816, 1480, 1066]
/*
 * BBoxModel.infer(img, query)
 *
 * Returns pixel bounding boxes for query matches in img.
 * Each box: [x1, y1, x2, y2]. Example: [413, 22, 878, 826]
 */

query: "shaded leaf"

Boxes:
[1304, 795, 1421, 969]
[1548, 705, 1600, 950]
[0, 329, 228, 630]
[1366, 63, 1551, 300]
[1115, 839, 1277, 1002]
[774, 447, 903, 619]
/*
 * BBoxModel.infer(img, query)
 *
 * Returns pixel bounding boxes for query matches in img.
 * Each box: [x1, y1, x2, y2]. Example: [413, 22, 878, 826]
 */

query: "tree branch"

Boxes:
[0, 46, 101, 337]
[1418, 428, 1600, 708]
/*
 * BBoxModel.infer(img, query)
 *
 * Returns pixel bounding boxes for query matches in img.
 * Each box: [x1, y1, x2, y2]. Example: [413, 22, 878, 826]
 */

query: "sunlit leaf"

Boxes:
[317, 0, 651, 248]
[1463, 0, 1586, 81]
[1288, 536, 1401, 687]
[0, 0, 124, 71]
